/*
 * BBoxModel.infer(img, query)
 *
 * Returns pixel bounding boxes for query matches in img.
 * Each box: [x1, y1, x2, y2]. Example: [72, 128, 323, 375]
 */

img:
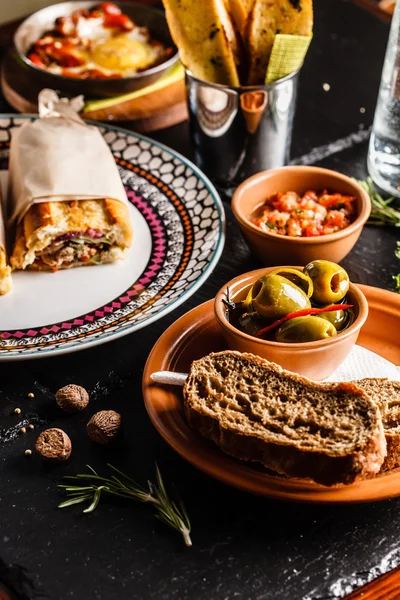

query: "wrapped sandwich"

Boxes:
[0, 188, 11, 295]
[8, 90, 132, 272]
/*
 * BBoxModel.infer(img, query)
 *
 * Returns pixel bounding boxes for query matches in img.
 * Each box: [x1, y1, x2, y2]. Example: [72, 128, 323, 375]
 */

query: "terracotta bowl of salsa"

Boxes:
[231, 166, 371, 266]
[214, 266, 369, 380]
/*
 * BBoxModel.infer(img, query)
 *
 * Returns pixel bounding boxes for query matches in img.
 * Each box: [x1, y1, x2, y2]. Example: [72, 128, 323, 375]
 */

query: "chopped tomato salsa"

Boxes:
[251, 190, 358, 237]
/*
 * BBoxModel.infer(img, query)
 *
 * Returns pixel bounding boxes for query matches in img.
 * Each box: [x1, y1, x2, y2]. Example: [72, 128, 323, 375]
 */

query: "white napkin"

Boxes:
[325, 345, 400, 382]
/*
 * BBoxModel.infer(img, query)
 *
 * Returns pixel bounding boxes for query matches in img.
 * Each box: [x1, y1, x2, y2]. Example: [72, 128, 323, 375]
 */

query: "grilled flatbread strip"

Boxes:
[276, 0, 313, 37]
[247, 0, 313, 85]
[10, 199, 133, 272]
[229, 0, 255, 38]
[183, 351, 386, 486]
[162, 0, 241, 85]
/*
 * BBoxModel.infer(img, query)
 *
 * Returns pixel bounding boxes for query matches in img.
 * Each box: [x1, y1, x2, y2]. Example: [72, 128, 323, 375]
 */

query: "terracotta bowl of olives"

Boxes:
[231, 166, 371, 266]
[214, 261, 369, 380]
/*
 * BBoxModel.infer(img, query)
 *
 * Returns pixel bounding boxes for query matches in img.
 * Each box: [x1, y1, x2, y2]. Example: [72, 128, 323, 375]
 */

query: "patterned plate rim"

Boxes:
[0, 114, 226, 361]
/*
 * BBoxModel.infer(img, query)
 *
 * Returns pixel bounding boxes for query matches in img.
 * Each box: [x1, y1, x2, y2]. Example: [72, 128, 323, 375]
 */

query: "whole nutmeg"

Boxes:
[56, 384, 89, 413]
[86, 410, 122, 444]
[35, 428, 72, 462]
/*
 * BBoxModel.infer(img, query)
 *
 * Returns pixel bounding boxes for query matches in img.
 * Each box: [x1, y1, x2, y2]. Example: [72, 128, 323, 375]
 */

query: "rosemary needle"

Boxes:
[58, 464, 192, 547]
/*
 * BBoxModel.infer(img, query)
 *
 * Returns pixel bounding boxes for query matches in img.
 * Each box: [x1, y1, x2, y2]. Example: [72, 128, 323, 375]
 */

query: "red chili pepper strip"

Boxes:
[28, 53, 45, 68]
[255, 304, 353, 338]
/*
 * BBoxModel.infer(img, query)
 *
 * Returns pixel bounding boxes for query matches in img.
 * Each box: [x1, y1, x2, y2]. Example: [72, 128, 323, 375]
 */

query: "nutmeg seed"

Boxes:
[56, 384, 89, 413]
[35, 428, 72, 462]
[86, 410, 121, 444]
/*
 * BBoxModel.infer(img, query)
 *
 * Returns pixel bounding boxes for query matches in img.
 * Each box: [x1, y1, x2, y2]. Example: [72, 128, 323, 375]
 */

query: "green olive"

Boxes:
[319, 309, 348, 331]
[238, 312, 264, 336]
[275, 316, 338, 343]
[251, 274, 311, 319]
[303, 260, 350, 305]
[269, 268, 314, 298]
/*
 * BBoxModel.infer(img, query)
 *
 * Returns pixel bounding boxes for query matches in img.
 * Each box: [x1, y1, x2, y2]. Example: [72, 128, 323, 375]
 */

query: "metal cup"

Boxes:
[186, 69, 300, 194]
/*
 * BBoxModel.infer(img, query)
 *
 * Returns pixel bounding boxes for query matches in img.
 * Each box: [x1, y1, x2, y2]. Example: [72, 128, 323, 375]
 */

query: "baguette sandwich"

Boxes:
[10, 198, 132, 272]
[183, 351, 387, 486]
[0, 246, 12, 294]
[0, 192, 11, 294]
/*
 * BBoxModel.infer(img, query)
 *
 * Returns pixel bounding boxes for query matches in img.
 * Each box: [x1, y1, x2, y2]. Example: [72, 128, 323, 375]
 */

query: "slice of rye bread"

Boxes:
[353, 378, 400, 471]
[183, 351, 386, 486]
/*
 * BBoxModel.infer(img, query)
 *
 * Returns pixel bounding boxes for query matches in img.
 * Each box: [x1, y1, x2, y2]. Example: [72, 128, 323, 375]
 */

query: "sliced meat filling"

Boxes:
[35, 238, 112, 270]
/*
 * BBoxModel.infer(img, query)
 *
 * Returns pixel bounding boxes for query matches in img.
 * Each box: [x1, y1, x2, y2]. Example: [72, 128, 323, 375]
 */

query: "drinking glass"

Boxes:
[368, 0, 400, 196]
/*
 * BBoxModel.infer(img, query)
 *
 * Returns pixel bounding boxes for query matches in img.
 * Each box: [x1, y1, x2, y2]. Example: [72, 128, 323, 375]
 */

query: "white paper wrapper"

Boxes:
[150, 346, 400, 386]
[8, 89, 128, 224]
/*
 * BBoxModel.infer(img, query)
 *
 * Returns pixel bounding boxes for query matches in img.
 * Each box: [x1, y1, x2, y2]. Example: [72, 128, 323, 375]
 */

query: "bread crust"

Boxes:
[0, 248, 12, 295]
[183, 351, 387, 486]
[163, 0, 241, 85]
[10, 199, 132, 270]
[353, 378, 400, 472]
[246, 0, 313, 85]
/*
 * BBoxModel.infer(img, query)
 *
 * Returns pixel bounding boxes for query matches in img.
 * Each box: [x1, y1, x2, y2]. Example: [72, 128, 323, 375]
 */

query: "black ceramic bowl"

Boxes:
[13, 0, 179, 98]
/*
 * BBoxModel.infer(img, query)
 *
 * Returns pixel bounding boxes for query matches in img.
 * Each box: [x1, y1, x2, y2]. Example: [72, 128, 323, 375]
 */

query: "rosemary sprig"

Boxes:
[222, 286, 237, 310]
[394, 242, 400, 293]
[58, 464, 192, 547]
[354, 177, 400, 226]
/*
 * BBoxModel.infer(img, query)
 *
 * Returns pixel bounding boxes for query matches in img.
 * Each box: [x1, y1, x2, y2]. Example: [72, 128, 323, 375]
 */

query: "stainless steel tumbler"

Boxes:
[186, 69, 300, 194]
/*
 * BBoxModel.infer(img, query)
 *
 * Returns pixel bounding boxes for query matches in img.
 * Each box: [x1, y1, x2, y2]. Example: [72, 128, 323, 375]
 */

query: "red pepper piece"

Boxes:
[28, 53, 45, 68]
[103, 13, 134, 30]
[98, 2, 122, 15]
[98, 2, 121, 15]
[319, 194, 356, 209]
[255, 304, 353, 338]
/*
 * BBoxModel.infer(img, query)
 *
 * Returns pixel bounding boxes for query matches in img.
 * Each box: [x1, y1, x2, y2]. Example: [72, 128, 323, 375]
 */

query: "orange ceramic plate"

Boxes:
[142, 285, 400, 503]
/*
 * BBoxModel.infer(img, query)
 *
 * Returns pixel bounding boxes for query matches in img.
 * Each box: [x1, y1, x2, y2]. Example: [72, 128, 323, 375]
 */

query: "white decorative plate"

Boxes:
[0, 115, 225, 360]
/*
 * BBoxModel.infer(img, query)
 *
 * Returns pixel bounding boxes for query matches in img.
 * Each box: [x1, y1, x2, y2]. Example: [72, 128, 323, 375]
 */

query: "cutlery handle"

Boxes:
[344, 565, 400, 599]
[150, 371, 187, 385]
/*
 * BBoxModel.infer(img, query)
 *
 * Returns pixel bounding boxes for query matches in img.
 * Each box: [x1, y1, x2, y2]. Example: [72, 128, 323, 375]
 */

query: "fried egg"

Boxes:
[91, 35, 161, 72]
[76, 16, 111, 42]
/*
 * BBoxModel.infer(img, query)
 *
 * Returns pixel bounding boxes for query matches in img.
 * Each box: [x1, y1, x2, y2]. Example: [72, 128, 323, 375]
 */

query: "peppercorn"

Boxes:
[56, 384, 89, 413]
[86, 410, 121, 444]
[14, 408, 21, 415]
[20, 427, 26, 434]
[28, 392, 35, 398]
[24, 449, 32, 456]
[28, 424, 35, 431]
[35, 428, 72, 462]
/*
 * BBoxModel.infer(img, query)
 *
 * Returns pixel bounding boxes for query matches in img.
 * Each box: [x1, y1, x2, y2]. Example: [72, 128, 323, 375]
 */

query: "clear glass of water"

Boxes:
[368, 0, 400, 197]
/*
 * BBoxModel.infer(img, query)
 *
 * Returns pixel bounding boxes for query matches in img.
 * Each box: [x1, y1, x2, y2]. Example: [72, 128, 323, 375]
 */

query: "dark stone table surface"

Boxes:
[1, 1, 400, 599]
